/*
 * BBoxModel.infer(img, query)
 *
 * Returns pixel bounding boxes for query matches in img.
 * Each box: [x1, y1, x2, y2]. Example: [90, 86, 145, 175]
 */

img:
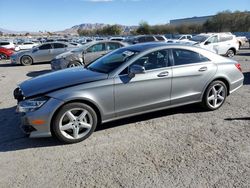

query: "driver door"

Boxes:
[84, 43, 106, 65]
[114, 49, 172, 117]
[34, 43, 52, 62]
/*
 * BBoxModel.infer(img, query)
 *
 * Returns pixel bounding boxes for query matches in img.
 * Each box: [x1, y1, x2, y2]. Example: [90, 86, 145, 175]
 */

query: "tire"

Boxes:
[21, 55, 33, 66]
[52, 102, 98, 144]
[226, 49, 235, 58]
[0, 53, 7, 60]
[202, 80, 227, 111]
[67, 61, 82, 68]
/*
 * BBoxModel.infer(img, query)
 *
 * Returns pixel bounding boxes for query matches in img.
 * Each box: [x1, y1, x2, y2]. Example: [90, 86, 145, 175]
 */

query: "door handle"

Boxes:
[157, 71, 169, 77]
[199, 67, 207, 72]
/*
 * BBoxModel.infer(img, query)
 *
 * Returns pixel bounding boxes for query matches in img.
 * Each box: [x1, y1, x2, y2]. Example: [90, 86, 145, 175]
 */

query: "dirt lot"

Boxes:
[0, 49, 249, 188]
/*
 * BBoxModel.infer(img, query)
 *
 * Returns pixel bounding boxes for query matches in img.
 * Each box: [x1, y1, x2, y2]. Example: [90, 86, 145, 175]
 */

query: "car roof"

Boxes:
[123, 42, 194, 52]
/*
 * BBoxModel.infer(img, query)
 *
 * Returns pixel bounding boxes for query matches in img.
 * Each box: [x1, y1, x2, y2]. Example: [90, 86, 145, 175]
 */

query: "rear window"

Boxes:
[219, 35, 233, 42]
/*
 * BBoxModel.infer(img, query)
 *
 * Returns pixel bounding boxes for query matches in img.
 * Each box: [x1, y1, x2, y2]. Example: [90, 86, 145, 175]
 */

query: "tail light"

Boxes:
[235, 63, 242, 72]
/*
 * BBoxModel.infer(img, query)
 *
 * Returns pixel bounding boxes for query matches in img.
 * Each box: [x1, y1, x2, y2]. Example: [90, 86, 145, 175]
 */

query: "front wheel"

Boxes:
[67, 61, 83, 68]
[202, 81, 227, 111]
[226, 49, 235, 58]
[21, 55, 33, 66]
[52, 103, 98, 144]
[0, 53, 7, 60]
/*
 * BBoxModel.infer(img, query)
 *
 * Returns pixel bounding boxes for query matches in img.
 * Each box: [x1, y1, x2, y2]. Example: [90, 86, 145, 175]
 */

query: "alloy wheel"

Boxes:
[59, 108, 93, 140]
[207, 84, 226, 109]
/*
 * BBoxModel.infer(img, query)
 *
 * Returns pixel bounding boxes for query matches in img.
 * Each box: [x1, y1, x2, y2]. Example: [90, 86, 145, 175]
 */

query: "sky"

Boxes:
[0, 0, 249, 32]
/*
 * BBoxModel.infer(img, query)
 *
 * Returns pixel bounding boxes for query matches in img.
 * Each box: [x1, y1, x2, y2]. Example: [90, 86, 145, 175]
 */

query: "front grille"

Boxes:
[13, 87, 24, 102]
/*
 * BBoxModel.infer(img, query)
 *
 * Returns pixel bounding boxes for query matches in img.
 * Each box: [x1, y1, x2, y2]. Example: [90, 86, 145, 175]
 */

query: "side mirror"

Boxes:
[204, 41, 211, 45]
[128, 64, 145, 78]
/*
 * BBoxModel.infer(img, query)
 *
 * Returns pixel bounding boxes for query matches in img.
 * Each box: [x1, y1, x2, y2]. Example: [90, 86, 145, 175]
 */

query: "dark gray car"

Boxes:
[51, 40, 127, 70]
[14, 43, 244, 144]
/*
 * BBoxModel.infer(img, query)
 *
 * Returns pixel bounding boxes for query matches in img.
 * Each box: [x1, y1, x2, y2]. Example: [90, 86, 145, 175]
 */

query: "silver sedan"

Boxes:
[14, 43, 244, 144]
[10, 42, 75, 65]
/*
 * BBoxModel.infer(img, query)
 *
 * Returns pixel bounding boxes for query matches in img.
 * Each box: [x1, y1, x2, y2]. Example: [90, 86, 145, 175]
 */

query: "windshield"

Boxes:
[190, 35, 209, 42]
[172, 35, 182, 39]
[87, 48, 139, 74]
[71, 42, 95, 53]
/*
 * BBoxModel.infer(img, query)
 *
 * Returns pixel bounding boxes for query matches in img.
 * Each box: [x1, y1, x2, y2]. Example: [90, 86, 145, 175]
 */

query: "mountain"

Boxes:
[59, 23, 138, 34]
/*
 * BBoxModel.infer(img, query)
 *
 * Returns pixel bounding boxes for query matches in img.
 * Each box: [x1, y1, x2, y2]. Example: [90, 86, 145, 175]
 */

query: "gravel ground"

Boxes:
[0, 49, 249, 188]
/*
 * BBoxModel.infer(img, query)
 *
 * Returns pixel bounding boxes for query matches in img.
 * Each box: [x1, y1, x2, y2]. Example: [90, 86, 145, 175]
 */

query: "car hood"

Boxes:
[19, 68, 108, 98]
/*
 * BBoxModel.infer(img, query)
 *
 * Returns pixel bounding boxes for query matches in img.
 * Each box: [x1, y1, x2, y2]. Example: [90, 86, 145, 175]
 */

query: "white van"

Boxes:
[188, 33, 239, 57]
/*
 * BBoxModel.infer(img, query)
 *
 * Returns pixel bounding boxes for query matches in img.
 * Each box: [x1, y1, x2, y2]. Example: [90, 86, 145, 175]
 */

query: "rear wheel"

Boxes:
[226, 49, 235, 58]
[21, 55, 33, 66]
[52, 103, 97, 144]
[67, 61, 82, 68]
[202, 81, 227, 111]
[0, 53, 7, 60]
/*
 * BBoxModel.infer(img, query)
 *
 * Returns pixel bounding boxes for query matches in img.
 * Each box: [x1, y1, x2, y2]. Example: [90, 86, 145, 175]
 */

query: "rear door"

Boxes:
[171, 48, 217, 105]
[51, 43, 68, 60]
[34, 43, 52, 62]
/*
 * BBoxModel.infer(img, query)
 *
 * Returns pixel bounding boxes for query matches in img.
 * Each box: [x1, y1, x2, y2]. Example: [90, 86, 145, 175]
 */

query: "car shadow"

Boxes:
[224, 117, 250, 121]
[0, 103, 207, 152]
[236, 52, 250, 56]
[26, 69, 51, 77]
[243, 72, 250, 85]
[96, 104, 206, 132]
[0, 106, 62, 152]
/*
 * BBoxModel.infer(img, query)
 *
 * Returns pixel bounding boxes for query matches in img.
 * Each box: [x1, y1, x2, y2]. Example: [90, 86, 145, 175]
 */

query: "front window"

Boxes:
[190, 35, 209, 43]
[39, 44, 52, 50]
[87, 43, 105, 53]
[87, 48, 138, 74]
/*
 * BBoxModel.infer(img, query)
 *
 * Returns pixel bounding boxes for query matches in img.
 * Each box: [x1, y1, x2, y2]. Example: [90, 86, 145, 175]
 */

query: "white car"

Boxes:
[15, 42, 39, 51]
[167, 34, 192, 43]
[188, 33, 239, 57]
[0, 41, 15, 50]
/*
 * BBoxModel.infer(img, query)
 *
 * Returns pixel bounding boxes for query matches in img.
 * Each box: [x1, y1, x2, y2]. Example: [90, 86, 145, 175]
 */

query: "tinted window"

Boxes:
[0, 42, 10, 46]
[144, 36, 155, 42]
[106, 42, 121, 50]
[187, 36, 192, 39]
[132, 50, 169, 71]
[155, 36, 165, 41]
[53, 43, 66, 49]
[173, 49, 210, 66]
[39, 44, 52, 50]
[87, 43, 105, 52]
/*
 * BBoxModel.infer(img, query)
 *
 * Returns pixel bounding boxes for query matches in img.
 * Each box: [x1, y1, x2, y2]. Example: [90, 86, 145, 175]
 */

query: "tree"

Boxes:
[136, 21, 151, 34]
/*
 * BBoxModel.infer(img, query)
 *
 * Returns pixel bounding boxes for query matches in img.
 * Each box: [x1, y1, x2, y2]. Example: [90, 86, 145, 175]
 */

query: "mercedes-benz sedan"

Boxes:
[14, 43, 244, 144]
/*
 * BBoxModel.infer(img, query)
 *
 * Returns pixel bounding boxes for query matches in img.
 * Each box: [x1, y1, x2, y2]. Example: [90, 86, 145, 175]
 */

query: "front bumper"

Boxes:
[18, 97, 64, 138]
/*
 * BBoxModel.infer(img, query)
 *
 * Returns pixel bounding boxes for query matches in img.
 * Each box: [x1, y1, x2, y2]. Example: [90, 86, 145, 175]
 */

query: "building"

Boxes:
[170, 15, 214, 26]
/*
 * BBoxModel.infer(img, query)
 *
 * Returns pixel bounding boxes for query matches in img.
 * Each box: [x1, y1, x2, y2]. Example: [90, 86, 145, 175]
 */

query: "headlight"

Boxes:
[17, 96, 49, 113]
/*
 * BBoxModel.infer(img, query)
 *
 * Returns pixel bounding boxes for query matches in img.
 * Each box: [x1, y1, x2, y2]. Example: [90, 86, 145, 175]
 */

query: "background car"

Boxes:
[0, 47, 14, 60]
[14, 43, 243, 144]
[167, 34, 193, 43]
[188, 33, 239, 57]
[0, 41, 15, 50]
[123, 35, 167, 44]
[51, 40, 127, 70]
[10, 42, 75, 66]
[15, 41, 39, 51]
